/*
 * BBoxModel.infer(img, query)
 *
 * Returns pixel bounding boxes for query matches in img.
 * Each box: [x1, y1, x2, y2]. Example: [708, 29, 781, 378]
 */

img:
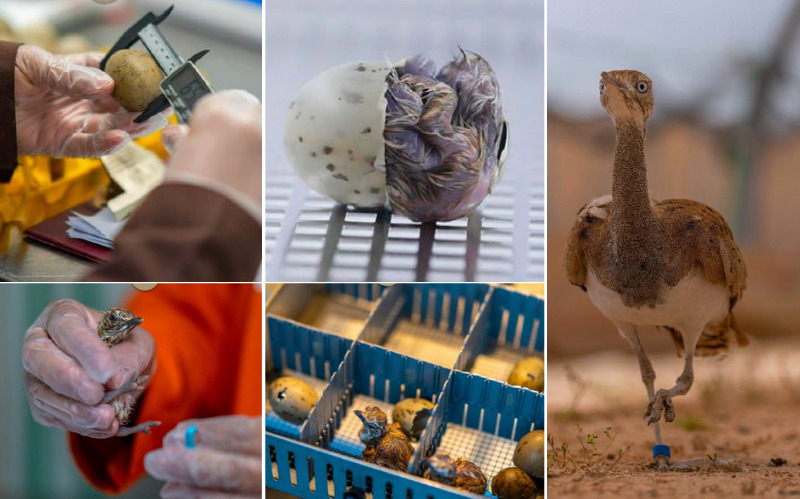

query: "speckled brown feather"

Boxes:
[361, 422, 413, 472]
[565, 69, 748, 357]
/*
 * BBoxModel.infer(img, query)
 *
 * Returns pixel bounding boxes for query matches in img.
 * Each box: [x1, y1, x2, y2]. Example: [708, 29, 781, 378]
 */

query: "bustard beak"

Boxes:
[600, 71, 628, 92]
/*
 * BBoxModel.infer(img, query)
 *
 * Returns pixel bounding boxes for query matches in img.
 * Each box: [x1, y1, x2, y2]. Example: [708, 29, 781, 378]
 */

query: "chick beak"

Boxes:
[354, 410, 366, 425]
[128, 316, 144, 328]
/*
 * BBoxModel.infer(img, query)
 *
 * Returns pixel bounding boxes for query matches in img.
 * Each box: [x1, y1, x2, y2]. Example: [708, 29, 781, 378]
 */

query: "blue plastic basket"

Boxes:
[266, 284, 545, 499]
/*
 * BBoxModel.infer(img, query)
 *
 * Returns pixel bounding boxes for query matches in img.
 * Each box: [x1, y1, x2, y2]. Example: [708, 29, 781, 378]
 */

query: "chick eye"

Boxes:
[637, 81, 649, 93]
[109, 316, 117, 322]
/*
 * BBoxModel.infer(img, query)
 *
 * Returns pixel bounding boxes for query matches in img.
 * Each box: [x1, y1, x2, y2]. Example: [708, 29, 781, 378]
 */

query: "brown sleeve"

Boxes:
[85, 183, 261, 282]
[0, 41, 21, 183]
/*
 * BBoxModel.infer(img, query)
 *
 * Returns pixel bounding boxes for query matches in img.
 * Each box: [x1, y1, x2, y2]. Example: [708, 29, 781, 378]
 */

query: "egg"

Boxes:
[512, 430, 545, 479]
[105, 49, 164, 112]
[391, 397, 434, 441]
[284, 50, 508, 223]
[268, 377, 318, 424]
[508, 357, 544, 392]
[284, 61, 393, 209]
[491, 467, 536, 499]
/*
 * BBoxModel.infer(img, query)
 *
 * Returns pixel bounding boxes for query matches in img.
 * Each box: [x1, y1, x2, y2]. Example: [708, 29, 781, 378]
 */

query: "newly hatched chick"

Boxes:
[97, 308, 160, 437]
[354, 405, 413, 472]
[424, 453, 488, 495]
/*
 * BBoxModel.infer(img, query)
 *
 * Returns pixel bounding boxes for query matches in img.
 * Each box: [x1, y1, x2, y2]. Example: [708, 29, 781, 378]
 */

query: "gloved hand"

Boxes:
[163, 90, 262, 208]
[144, 415, 262, 498]
[21, 299, 156, 438]
[14, 45, 168, 158]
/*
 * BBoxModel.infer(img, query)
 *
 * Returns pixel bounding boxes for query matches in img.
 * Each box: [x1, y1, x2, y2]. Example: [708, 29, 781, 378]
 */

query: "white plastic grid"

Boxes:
[266, 370, 331, 439]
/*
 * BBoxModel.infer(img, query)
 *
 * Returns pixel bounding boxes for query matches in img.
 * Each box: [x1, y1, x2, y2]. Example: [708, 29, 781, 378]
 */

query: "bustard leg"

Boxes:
[621, 325, 669, 470]
[646, 349, 695, 425]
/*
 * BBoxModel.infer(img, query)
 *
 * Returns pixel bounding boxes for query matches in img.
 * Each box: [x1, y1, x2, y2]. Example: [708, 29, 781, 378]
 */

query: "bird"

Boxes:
[354, 405, 413, 472]
[564, 70, 748, 469]
[97, 308, 161, 437]
[383, 49, 509, 223]
[423, 453, 488, 495]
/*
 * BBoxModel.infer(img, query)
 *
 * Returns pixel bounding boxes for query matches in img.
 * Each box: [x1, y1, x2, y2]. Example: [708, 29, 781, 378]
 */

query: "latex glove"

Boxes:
[21, 299, 156, 438]
[164, 90, 262, 207]
[15, 45, 168, 158]
[145, 415, 262, 498]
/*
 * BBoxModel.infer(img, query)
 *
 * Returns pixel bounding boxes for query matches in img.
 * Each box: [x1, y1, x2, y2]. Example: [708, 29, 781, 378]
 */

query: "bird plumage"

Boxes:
[355, 406, 413, 472]
[383, 49, 507, 222]
[424, 454, 488, 495]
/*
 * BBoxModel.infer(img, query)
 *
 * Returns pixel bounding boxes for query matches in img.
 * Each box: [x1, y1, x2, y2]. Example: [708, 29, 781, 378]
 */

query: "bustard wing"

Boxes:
[564, 195, 613, 290]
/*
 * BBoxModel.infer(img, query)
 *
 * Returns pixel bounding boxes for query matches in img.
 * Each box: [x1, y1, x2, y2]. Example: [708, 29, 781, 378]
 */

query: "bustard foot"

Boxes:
[652, 454, 670, 471]
[644, 389, 676, 424]
[101, 375, 150, 404]
[117, 420, 161, 437]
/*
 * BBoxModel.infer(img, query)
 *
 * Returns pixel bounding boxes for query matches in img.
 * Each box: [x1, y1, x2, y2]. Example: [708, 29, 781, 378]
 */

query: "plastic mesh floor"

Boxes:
[265, 0, 544, 282]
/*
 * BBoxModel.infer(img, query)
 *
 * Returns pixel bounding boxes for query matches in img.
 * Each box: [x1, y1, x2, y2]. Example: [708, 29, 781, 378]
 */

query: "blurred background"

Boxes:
[265, 0, 544, 282]
[0, 284, 165, 498]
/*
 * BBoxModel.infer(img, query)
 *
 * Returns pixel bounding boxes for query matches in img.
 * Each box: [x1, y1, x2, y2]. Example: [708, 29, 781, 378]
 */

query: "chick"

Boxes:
[424, 453, 488, 495]
[97, 308, 160, 437]
[384, 49, 508, 222]
[354, 405, 413, 472]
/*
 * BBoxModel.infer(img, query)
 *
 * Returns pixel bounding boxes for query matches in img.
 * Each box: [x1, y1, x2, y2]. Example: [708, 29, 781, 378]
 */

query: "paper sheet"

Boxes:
[66, 207, 126, 249]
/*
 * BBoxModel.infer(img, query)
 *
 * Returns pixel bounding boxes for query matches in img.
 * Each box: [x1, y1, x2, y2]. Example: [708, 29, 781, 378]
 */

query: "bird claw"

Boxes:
[116, 420, 161, 437]
[651, 454, 670, 472]
[645, 390, 676, 424]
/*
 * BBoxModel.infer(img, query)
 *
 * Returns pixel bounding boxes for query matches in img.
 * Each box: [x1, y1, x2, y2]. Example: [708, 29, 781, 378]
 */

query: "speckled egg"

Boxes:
[491, 467, 537, 499]
[283, 61, 394, 208]
[512, 430, 545, 479]
[392, 398, 434, 441]
[508, 357, 544, 392]
[268, 377, 318, 424]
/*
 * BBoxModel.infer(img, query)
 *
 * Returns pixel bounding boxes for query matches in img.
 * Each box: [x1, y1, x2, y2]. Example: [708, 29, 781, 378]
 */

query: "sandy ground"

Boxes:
[547, 338, 800, 498]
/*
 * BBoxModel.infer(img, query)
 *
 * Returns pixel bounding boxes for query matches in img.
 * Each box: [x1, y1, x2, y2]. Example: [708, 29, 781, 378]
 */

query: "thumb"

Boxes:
[17, 45, 114, 99]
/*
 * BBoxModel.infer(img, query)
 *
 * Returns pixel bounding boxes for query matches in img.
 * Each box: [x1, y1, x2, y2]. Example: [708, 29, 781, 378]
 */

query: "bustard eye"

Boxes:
[637, 81, 649, 93]
[599, 82, 605, 93]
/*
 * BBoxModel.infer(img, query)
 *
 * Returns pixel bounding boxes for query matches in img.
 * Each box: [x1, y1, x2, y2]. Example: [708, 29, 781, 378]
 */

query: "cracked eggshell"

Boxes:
[284, 61, 394, 208]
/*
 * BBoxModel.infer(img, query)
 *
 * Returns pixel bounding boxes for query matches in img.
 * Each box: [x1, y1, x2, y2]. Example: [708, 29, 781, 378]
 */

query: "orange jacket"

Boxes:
[69, 284, 262, 493]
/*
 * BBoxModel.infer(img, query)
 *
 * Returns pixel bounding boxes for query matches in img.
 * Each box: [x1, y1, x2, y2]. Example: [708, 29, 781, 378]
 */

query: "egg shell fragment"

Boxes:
[508, 357, 545, 392]
[391, 397, 435, 441]
[512, 430, 545, 479]
[284, 61, 394, 208]
[268, 377, 318, 425]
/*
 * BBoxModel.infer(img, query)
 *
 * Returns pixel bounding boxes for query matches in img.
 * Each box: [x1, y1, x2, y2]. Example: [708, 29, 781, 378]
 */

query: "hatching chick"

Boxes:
[354, 405, 413, 472]
[424, 453, 488, 495]
[97, 308, 160, 437]
[384, 49, 508, 223]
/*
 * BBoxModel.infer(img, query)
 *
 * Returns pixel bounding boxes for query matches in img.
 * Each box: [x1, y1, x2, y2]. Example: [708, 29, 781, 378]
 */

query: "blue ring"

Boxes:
[185, 425, 197, 449]
[653, 444, 671, 458]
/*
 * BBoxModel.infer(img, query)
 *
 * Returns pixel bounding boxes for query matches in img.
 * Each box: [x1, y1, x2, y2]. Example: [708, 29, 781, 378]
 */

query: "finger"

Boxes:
[163, 416, 261, 456]
[160, 482, 260, 499]
[22, 329, 106, 404]
[32, 405, 119, 439]
[61, 51, 107, 69]
[25, 373, 118, 435]
[37, 300, 119, 384]
[81, 111, 168, 139]
[144, 448, 261, 493]
[162, 125, 190, 154]
[106, 328, 156, 391]
[18, 46, 114, 99]
[60, 130, 130, 158]
[191, 90, 261, 128]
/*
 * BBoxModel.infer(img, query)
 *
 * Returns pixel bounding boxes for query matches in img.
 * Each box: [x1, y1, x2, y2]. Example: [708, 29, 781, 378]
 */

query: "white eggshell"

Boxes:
[283, 61, 393, 208]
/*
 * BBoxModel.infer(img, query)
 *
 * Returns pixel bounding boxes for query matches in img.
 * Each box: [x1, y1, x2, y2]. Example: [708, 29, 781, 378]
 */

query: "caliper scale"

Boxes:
[100, 6, 213, 124]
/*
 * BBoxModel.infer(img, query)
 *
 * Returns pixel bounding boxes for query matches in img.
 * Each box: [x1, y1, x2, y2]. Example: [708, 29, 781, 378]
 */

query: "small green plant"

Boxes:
[676, 413, 709, 432]
[547, 425, 632, 477]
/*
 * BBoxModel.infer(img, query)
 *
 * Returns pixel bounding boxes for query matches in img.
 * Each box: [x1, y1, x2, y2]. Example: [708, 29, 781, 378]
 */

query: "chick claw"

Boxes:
[117, 420, 161, 437]
[645, 390, 676, 425]
[101, 374, 150, 404]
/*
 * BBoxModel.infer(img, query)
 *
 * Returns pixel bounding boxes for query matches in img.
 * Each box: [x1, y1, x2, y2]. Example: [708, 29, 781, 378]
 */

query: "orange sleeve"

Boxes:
[68, 284, 262, 493]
